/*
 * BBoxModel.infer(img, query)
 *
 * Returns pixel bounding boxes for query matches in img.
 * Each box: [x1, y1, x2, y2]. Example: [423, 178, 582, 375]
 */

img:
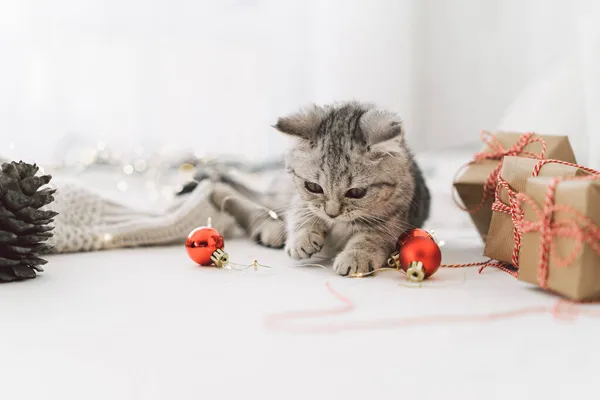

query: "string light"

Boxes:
[117, 180, 129, 192]
[5, 138, 281, 206]
[299, 262, 466, 288]
[186, 218, 273, 273]
[133, 159, 147, 172]
[225, 260, 273, 272]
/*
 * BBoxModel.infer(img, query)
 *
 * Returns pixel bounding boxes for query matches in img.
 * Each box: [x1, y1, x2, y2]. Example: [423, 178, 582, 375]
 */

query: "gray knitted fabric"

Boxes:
[45, 179, 236, 253]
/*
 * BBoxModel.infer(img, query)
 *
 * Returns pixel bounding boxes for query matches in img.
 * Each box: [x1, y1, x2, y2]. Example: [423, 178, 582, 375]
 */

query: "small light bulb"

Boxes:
[194, 150, 204, 159]
[160, 187, 174, 199]
[133, 159, 147, 172]
[123, 164, 134, 175]
[117, 180, 128, 191]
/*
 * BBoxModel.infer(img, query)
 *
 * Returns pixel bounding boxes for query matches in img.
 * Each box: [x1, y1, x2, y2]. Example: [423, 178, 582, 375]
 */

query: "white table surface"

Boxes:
[2, 235, 599, 400]
[2, 152, 599, 400]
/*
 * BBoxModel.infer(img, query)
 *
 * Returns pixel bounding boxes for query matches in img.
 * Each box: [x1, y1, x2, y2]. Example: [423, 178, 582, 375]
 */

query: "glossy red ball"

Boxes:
[185, 226, 225, 266]
[397, 236, 442, 278]
[398, 228, 435, 246]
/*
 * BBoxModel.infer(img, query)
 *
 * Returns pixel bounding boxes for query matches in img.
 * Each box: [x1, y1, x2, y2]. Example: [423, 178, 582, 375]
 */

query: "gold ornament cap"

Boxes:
[210, 248, 229, 268]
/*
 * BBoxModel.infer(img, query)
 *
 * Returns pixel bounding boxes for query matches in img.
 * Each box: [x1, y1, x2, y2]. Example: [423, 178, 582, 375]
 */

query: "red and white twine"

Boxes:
[491, 159, 600, 287]
[454, 131, 547, 213]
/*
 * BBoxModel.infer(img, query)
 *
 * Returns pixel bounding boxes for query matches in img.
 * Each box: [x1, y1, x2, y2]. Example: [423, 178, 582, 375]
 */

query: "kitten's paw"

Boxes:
[285, 230, 325, 260]
[333, 249, 384, 277]
[249, 215, 286, 249]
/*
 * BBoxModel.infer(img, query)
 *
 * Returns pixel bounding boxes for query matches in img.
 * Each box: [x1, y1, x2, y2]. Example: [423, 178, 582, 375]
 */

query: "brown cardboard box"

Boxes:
[518, 177, 600, 301]
[453, 132, 575, 240]
[484, 156, 587, 264]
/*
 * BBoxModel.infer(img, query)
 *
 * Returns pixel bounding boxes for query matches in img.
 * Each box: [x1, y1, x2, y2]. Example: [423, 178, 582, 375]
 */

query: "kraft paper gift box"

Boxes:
[484, 156, 589, 264]
[453, 132, 575, 240]
[518, 176, 600, 301]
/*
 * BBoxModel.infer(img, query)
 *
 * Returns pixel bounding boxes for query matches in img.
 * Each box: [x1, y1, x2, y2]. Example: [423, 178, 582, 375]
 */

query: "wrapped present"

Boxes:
[518, 174, 600, 301]
[453, 131, 575, 240]
[484, 157, 591, 264]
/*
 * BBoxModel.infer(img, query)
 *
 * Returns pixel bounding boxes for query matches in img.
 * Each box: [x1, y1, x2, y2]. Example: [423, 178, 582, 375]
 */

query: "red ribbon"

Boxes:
[454, 131, 547, 213]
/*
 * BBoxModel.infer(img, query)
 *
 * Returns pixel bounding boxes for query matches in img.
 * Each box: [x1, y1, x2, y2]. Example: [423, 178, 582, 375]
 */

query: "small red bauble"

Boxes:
[185, 226, 229, 267]
[388, 228, 442, 282]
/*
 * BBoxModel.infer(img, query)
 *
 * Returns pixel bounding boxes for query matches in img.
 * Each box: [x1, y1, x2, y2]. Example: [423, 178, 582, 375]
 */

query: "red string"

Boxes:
[440, 260, 518, 277]
[453, 131, 547, 214]
[264, 281, 600, 334]
[491, 177, 526, 267]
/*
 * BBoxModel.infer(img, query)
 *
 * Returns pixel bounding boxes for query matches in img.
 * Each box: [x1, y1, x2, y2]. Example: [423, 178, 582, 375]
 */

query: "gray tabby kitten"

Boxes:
[209, 102, 430, 276]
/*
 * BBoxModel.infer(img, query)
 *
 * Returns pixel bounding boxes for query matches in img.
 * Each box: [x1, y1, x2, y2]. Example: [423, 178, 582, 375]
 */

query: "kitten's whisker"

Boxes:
[249, 218, 275, 239]
[362, 211, 420, 231]
[353, 214, 408, 243]
[272, 226, 288, 244]
[293, 215, 316, 234]
[385, 219, 419, 231]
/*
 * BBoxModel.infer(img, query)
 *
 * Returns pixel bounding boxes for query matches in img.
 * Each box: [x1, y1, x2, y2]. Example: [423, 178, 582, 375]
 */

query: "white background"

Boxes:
[2, 4, 600, 398]
[0, 0, 599, 164]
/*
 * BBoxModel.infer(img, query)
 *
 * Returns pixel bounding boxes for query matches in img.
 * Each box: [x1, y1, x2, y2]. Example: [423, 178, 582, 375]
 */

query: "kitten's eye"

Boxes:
[304, 181, 324, 194]
[345, 188, 367, 199]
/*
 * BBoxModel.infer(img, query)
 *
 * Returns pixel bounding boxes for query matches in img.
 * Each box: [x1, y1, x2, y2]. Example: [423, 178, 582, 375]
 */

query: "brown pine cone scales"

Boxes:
[0, 161, 57, 282]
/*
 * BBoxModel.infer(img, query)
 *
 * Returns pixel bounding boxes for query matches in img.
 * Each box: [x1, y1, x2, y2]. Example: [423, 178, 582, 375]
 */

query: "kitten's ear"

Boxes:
[359, 109, 404, 146]
[273, 105, 328, 141]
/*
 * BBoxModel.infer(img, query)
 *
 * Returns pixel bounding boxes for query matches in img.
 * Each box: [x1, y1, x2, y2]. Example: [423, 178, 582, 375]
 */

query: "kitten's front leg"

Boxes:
[285, 211, 328, 260]
[333, 233, 395, 276]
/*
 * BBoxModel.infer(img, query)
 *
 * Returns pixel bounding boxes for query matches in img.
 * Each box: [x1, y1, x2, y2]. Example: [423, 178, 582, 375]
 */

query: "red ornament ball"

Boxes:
[388, 228, 442, 282]
[397, 236, 442, 280]
[186, 226, 226, 266]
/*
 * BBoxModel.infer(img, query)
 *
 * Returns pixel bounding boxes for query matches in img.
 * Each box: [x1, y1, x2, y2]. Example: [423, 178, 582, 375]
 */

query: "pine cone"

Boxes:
[0, 161, 57, 282]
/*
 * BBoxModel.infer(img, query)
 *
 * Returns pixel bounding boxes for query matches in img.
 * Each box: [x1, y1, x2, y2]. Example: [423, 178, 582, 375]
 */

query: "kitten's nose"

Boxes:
[325, 202, 341, 218]
[325, 210, 339, 218]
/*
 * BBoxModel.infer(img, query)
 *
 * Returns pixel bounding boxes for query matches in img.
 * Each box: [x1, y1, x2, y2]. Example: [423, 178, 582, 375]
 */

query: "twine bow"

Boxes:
[491, 159, 600, 287]
[454, 131, 547, 213]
